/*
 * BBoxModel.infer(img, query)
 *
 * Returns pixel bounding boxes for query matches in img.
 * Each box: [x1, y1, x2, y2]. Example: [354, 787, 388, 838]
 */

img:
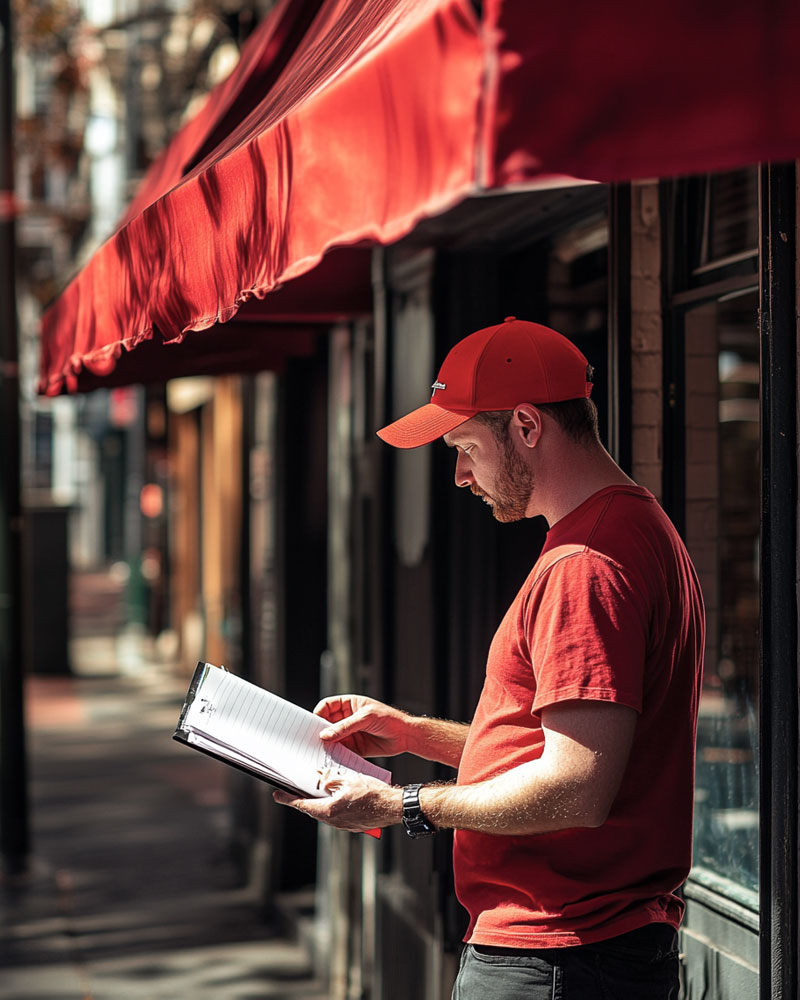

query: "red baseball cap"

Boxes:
[377, 317, 594, 449]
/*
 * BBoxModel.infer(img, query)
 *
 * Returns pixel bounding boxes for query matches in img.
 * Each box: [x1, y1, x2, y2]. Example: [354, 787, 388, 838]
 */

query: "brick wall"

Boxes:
[629, 183, 718, 664]
[630, 182, 663, 499]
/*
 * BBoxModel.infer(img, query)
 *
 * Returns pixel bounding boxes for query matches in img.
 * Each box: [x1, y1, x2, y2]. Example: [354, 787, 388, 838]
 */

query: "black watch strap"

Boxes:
[402, 783, 436, 838]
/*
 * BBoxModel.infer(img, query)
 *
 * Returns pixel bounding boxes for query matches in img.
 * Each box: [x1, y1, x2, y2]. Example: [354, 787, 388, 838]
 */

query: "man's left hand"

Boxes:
[273, 772, 402, 832]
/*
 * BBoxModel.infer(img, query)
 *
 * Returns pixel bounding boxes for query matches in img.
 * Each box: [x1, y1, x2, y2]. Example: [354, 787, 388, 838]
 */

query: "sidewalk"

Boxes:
[0, 573, 328, 1000]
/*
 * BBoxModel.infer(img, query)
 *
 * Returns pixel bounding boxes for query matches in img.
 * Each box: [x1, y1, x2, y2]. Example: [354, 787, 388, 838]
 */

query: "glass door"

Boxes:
[684, 292, 760, 906]
[662, 169, 762, 998]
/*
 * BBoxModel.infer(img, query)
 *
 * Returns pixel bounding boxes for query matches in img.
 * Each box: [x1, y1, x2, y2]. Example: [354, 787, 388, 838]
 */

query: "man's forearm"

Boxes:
[274, 757, 599, 837]
[418, 757, 604, 836]
[416, 701, 637, 835]
[278, 701, 634, 836]
[404, 715, 469, 768]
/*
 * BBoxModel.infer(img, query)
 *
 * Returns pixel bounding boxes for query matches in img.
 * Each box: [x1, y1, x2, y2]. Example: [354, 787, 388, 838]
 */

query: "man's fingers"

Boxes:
[319, 707, 372, 742]
[273, 790, 326, 820]
[272, 788, 349, 827]
[321, 770, 344, 793]
[314, 694, 358, 718]
[313, 696, 339, 716]
[273, 789, 301, 806]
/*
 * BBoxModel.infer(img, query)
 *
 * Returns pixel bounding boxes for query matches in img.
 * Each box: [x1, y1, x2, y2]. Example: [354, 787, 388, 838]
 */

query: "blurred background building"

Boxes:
[15, 0, 274, 661]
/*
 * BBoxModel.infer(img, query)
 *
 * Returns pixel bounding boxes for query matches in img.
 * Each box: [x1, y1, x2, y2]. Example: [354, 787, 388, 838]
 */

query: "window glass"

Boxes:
[691, 169, 759, 272]
[684, 291, 759, 901]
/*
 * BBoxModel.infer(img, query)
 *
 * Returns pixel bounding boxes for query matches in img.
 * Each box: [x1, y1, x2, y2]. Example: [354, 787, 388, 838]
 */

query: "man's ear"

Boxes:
[511, 404, 543, 449]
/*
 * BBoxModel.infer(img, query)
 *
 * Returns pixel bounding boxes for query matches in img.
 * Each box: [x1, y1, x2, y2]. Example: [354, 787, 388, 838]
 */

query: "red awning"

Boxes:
[483, 0, 800, 185]
[39, 0, 485, 394]
[39, 0, 800, 394]
[115, 0, 322, 229]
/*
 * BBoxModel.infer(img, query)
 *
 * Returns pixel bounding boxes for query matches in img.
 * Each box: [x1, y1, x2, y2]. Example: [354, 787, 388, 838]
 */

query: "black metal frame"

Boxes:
[608, 183, 632, 474]
[0, 0, 29, 874]
[659, 179, 760, 534]
[757, 162, 798, 1000]
[661, 165, 799, 1000]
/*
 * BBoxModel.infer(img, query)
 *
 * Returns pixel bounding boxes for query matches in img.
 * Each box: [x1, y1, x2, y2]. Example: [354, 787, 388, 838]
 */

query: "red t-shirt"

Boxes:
[454, 485, 705, 947]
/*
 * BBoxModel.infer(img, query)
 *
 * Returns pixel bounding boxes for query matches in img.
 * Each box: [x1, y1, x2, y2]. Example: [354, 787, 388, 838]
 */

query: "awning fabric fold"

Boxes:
[40, 0, 484, 394]
[115, 0, 322, 230]
[39, 0, 800, 394]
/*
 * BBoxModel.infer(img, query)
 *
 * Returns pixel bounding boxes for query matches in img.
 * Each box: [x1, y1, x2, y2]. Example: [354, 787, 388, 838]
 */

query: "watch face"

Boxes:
[403, 816, 435, 838]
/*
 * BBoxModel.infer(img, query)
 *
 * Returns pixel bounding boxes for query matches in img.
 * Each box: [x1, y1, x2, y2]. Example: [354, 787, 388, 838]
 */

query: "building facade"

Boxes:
[210, 168, 795, 999]
[25, 7, 798, 999]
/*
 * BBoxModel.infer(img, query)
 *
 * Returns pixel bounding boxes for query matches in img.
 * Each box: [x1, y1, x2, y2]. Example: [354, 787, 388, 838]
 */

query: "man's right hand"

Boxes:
[314, 695, 412, 758]
[315, 695, 470, 768]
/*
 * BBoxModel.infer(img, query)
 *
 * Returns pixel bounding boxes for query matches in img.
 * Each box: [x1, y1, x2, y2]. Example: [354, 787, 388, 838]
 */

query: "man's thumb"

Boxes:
[319, 710, 368, 742]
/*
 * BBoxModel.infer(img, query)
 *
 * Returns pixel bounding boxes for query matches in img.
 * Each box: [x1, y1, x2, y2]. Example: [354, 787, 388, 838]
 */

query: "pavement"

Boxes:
[0, 570, 329, 1000]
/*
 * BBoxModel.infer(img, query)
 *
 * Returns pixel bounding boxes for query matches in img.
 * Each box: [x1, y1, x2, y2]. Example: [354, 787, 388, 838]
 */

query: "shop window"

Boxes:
[684, 290, 760, 902]
[693, 170, 759, 271]
[671, 167, 759, 293]
[663, 168, 760, 909]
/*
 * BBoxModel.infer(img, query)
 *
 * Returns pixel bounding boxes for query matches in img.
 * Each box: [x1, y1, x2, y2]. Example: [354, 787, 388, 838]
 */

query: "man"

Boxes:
[274, 316, 704, 999]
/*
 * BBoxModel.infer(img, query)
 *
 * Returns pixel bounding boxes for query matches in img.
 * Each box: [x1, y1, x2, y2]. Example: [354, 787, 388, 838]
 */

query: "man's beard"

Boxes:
[470, 434, 534, 523]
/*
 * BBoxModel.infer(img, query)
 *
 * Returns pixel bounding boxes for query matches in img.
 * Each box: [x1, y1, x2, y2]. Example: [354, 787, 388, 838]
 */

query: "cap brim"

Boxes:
[377, 403, 476, 449]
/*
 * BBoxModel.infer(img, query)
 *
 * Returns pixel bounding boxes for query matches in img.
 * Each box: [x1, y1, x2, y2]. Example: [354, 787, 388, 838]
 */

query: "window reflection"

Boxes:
[693, 169, 759, 270]
[685, 291, 759, 898]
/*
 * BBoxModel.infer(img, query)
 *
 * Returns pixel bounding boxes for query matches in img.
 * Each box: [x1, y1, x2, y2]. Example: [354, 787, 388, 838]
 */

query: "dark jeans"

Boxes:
[452, 923, 680, 1000]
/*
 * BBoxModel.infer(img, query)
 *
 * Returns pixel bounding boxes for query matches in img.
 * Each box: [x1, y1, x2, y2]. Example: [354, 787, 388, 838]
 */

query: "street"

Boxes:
[0, 571, 327, 1000]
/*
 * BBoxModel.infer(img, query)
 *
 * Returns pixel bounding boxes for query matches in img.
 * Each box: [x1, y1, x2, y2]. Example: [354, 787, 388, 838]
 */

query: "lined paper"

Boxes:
[180, 664, 391, 797]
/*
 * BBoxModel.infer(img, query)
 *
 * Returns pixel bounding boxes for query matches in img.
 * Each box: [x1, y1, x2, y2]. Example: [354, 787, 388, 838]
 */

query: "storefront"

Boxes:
[314, 170, 796, 998]
[660, 166, 797, 999]
[34, 3, 800, 998]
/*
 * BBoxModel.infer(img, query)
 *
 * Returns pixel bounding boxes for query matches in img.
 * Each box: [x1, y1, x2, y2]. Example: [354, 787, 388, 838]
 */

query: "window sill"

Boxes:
[685, 865, 759, 931]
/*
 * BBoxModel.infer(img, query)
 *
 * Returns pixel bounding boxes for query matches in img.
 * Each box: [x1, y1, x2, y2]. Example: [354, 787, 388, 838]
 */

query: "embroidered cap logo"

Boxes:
[431, 381, 446, 397]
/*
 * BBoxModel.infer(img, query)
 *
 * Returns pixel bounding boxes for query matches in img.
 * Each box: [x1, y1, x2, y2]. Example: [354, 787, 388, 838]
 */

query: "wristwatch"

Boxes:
[401, 783, 436, 838]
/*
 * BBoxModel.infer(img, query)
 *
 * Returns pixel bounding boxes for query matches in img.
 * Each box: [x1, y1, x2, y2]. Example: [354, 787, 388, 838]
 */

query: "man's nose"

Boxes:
[454, 453, 473, 488]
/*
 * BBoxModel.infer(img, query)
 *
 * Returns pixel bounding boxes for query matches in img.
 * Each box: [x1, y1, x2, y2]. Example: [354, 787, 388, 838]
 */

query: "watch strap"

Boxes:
[402, 783, 436, 838]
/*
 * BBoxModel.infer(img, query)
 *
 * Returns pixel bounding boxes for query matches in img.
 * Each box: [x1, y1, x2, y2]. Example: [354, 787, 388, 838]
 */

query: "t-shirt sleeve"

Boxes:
[525, 551, 648, 716]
